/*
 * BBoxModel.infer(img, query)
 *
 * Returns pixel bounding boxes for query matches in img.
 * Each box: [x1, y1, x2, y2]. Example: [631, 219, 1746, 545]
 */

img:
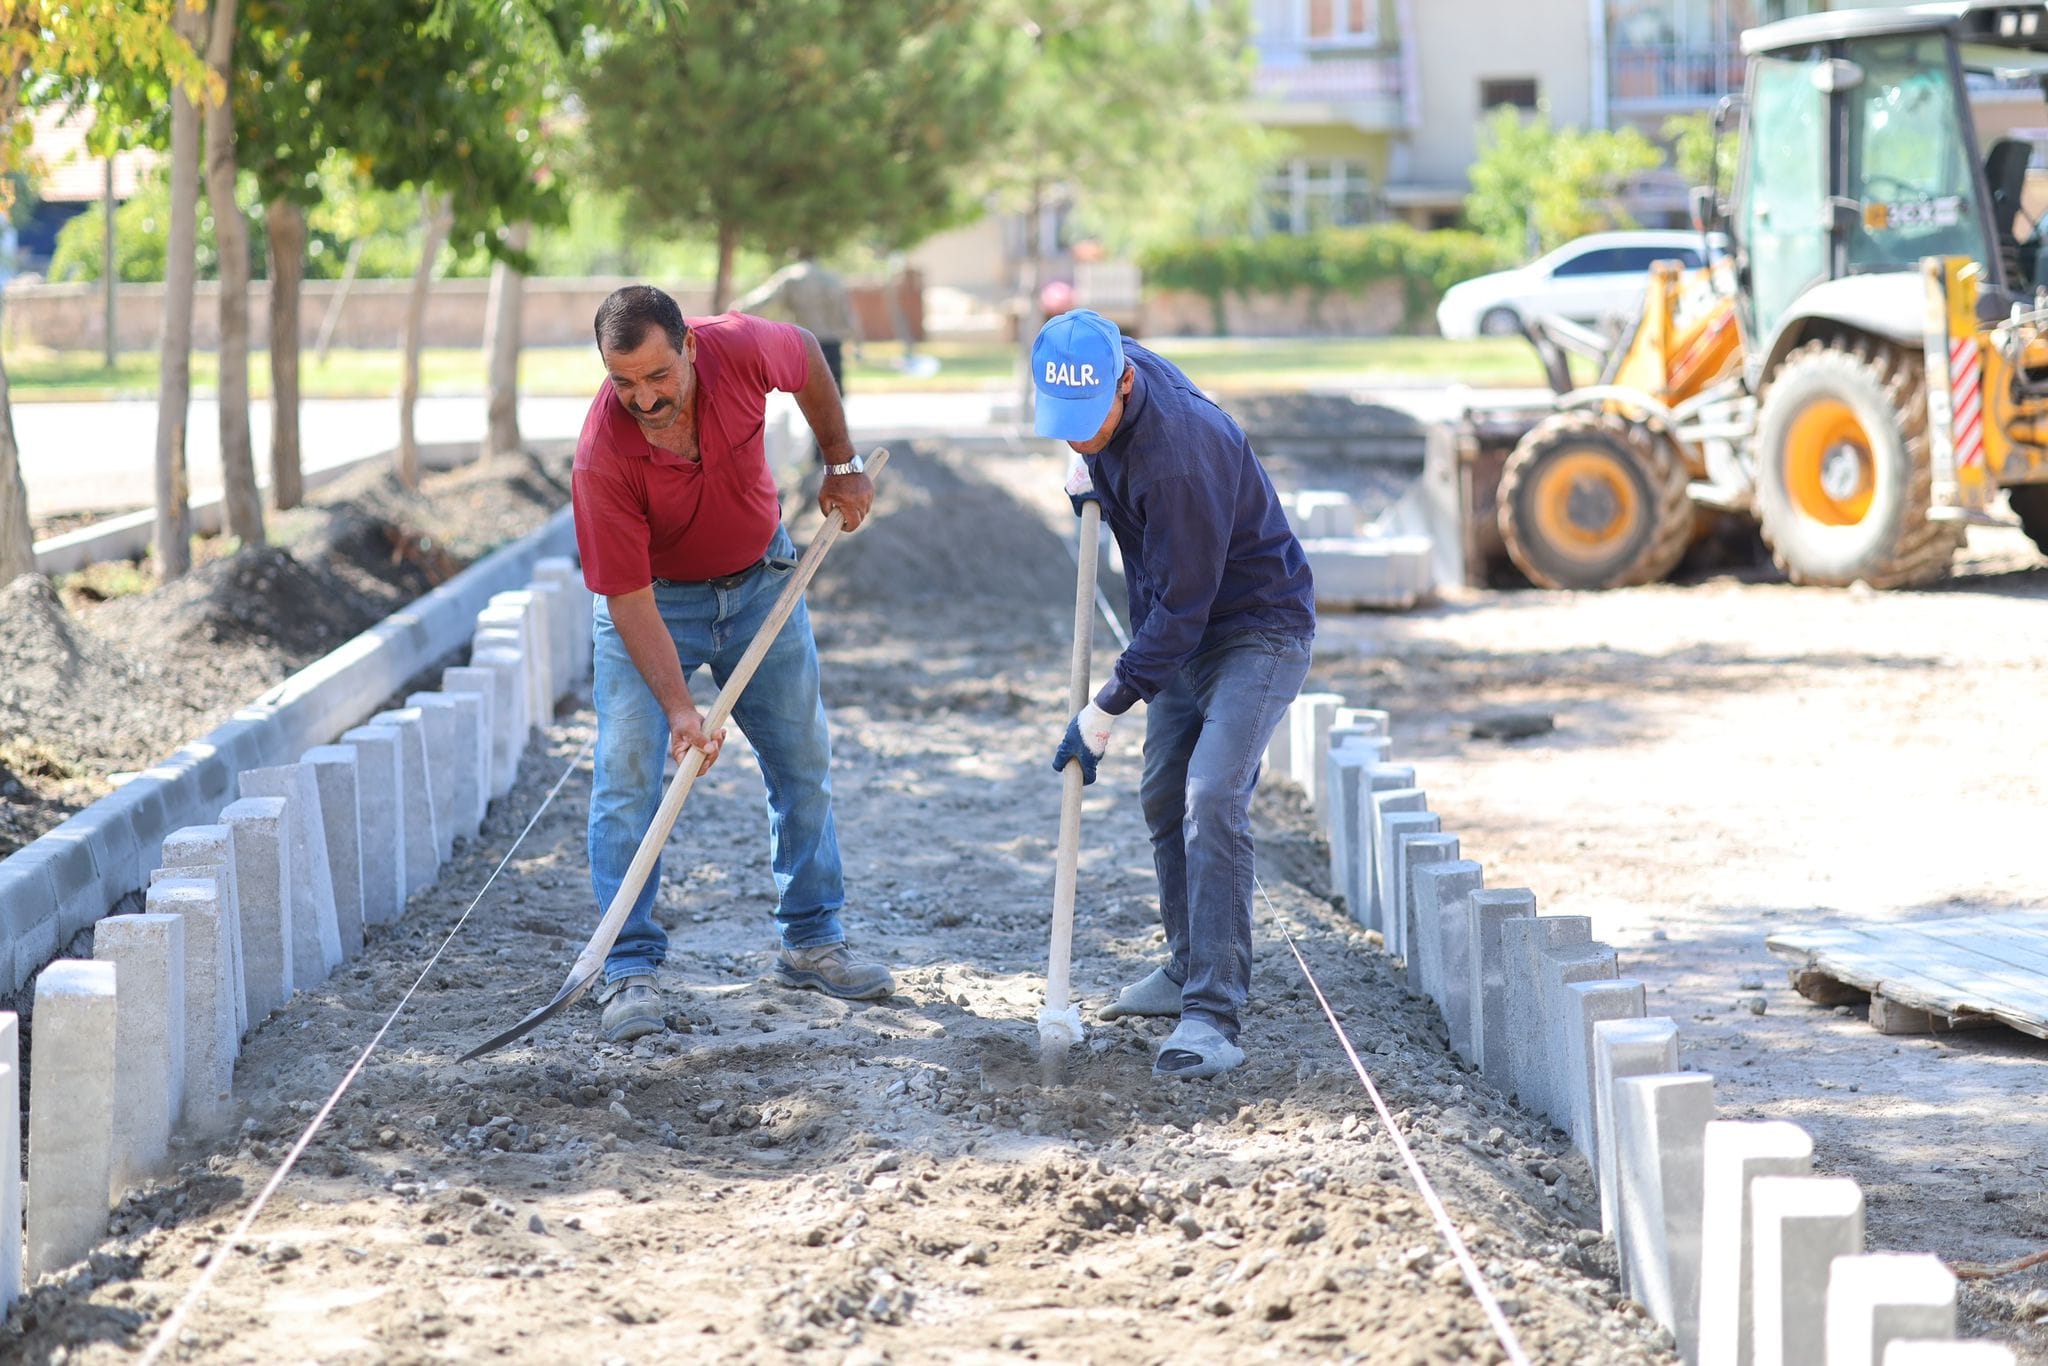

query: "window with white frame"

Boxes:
[1259, 158, 1378, 234]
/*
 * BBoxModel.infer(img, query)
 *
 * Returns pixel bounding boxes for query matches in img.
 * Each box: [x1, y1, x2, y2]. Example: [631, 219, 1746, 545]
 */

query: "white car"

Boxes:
[1435, 230, 1715, 339]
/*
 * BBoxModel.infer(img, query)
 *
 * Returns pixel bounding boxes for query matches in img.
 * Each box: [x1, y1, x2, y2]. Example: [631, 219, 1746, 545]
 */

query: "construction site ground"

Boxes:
[4, 441, 2045, 1363]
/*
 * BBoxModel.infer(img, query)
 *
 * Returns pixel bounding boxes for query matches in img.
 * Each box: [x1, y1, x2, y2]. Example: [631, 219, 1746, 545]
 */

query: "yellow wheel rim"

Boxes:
[1530, 449, 1643, 565]
[1783, 398, 1876, 526]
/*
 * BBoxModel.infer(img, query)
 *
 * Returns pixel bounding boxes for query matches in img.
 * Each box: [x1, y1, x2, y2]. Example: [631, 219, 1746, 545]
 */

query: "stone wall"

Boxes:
[0, 272, 924, 353]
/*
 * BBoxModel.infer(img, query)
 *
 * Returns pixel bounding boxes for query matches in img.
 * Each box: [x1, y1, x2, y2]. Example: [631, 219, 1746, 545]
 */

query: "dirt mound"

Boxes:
[0, 448, 576, 856]
[111, 544, 386, 657]
[807, 442, 1080, 647]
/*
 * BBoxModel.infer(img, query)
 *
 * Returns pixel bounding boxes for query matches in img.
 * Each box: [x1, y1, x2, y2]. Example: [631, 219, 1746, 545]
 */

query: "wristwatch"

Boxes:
[823, 453, 866, 477]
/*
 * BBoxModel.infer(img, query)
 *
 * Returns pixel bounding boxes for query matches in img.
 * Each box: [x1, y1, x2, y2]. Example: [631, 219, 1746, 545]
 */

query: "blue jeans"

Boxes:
[1139, 630, 1312, 1041]
[588, 526, 844, 982]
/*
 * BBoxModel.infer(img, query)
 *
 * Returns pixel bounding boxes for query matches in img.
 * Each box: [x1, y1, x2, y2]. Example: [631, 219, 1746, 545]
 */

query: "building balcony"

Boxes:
[1609, 42, 1744, 113]
[1251, 53, 1406, 131]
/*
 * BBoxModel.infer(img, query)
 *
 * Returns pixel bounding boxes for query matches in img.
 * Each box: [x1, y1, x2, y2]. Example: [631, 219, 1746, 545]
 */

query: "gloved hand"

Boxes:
[1052, 701, 1115, 785]
[1064, 454, 1099, 517]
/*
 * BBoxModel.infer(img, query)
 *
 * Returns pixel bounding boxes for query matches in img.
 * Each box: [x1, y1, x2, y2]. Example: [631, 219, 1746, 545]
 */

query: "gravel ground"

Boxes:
[3, 443, 1667, 1365]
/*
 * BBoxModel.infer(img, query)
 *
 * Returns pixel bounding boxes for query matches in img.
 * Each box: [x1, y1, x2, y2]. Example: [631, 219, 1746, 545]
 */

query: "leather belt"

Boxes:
[654, 557, 765, 592]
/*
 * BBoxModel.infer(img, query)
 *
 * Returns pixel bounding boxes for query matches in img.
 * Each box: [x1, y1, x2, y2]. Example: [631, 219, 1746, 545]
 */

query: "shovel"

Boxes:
[461, 446, 891, 1062]
[1039, 497, 1102, 1083]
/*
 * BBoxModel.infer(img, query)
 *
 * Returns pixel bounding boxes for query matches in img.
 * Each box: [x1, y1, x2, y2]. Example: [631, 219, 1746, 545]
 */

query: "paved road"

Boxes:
[12, 390, 1016, 518]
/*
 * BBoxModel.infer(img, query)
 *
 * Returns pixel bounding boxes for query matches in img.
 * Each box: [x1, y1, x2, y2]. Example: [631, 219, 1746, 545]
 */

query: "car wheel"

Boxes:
[1479, 306, 1522, 337]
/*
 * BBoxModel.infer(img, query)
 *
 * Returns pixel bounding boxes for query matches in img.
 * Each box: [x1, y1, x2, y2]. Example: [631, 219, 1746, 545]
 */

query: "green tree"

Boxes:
[1466, 106, 1666, 256]
[576, 0, 1019, 310]
[1663, 109, 1738, 201]
[969, 1, 1272, 408]
[0, 0, 213, 583]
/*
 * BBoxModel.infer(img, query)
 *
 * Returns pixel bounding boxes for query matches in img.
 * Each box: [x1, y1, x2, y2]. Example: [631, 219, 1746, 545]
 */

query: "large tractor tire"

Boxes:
[1497, 410, 1695, 590]
[2004, 484, 2048, 556]
[1753, 341, 1962, 588]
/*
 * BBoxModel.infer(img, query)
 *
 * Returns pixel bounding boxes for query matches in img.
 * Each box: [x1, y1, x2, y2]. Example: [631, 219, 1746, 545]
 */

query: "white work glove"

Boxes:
[1064, 454, 1099, 516]
[1053, 700, 1115, 785]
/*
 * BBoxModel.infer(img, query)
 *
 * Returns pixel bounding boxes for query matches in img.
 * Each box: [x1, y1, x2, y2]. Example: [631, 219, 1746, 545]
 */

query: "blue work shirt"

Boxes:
[1083, 341, 1315, 715]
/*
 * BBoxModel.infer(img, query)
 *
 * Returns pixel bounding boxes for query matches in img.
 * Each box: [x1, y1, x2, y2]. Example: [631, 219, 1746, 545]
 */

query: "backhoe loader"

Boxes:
[1495, 0, 2048, 591]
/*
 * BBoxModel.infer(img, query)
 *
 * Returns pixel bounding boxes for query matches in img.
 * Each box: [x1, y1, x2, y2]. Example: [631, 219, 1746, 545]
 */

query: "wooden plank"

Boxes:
[1880, 929, 2048, 1021]
[1903, 920, 2048, 981]
[1765, 914, 2048, 1039]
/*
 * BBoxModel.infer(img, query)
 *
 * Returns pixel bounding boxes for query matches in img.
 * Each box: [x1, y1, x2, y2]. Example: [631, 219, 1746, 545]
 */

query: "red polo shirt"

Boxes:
[573, 312, 809, 595]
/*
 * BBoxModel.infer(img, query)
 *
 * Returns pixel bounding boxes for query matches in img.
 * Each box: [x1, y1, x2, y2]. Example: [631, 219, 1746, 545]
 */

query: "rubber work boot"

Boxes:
[1153, 1018, 1245, 1080]
[1098, 965, 1184, 1021]
[596, 973, 664, 1043]
[773, 942, 896, 1000]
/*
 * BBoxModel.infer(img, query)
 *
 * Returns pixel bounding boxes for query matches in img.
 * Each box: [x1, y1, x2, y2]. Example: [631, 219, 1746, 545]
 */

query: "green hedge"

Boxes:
[1139, 225, 1515, 334]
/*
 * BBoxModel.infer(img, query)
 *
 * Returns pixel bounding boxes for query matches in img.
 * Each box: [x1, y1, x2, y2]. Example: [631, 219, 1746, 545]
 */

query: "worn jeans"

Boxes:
[1138, 629, 1313, 1041]
[587, 525, 844, 983]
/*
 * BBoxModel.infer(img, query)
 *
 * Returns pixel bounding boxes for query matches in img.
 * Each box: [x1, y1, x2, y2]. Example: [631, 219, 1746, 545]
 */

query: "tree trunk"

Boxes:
[712, 221, 736, 313]
[102, 158, 116, 368]
[205, 0, 262, 546]
[1018, 175, 1046, 423]
[396, 191, 452, 490]
[481, 221, 530, 464]
[153, 4, 206, 582]
[0, 295, 34, 586]
[266, 198, 306, 510]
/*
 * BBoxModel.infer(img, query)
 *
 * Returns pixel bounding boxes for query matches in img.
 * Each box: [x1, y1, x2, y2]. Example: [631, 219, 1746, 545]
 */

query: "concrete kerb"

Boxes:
[0, 1013, 18, 1314]
[1592, 1017, 1680, 1239]
[159, 824, 248, 1036]
[93, 913, 187, 1198]
[1381, 812, 1441, 963]
[367, 711, 440, 897]
[1751, 1174, 1864, 1366]
[1371, 790, 1427, 949]
[1883, 1345, 2014, 1365]
[1358, 765, 1416, 934]
[1411, 859, 1481, 1016]
[465, 647, 529, 797]
[220, 798, 293, 1018]
[300, 746, 368, 957]
[1287, 693, 1344, 808]
[407, 693, 482, 852]
[1499, 915, 1591, 1115]
[1695, 1119, 1815, 1366]
[1397, 834, 1459, 996]
[25, 960, 118, 1280]
[335, 727, 406, 928]
[235, 764, 345, 984]
[439, 668, 499, 829]
[1536, 942, 1619, 1132]
[1466, 887, 1535, 1082]
[1826, 1254, 1957, 1366]
[0, 506, 577, 995]
[1614, 1071, 1716, 1360]
[144, 877, 237, 1131]
[1325, 740, 1377, 920]
[1562, 978, 1645, 1162]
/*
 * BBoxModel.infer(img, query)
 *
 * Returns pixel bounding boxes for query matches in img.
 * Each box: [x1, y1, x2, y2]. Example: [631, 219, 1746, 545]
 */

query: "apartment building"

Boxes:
[1251, 0, 2042, 233]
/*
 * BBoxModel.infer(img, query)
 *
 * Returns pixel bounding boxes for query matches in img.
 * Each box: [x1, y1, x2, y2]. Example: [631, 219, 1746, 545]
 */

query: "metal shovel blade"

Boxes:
[458, 966, 602, 1062]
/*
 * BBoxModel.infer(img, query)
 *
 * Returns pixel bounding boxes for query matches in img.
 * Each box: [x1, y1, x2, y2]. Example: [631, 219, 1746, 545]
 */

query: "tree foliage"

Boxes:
[975, 0, 1274, 255]
[575, 0, 1019, 299]
[1465, 106, 1665, 256]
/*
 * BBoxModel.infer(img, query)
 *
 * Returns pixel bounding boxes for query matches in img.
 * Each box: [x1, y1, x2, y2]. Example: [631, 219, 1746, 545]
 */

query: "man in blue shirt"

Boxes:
[1040, 309, 1315, 1079]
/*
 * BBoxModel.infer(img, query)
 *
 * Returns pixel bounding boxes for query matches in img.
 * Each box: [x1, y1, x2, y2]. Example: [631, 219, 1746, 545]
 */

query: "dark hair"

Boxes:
[594, 285, 688, 355]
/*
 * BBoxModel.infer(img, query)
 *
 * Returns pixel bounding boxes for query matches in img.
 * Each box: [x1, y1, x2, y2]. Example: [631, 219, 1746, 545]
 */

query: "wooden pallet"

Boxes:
[1765, 911, 2048, 1040]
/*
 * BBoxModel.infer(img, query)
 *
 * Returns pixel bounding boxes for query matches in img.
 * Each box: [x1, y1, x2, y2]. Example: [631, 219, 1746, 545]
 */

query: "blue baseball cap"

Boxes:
[1032, 309, 1126, 441]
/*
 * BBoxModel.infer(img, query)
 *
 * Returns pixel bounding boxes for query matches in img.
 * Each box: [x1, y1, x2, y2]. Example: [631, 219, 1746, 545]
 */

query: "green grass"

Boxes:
[1, 334, 1551, 403]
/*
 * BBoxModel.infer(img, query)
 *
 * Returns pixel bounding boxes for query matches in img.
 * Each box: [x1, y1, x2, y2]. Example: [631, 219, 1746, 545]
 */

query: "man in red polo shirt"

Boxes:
[573, 284, 894, 1043]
